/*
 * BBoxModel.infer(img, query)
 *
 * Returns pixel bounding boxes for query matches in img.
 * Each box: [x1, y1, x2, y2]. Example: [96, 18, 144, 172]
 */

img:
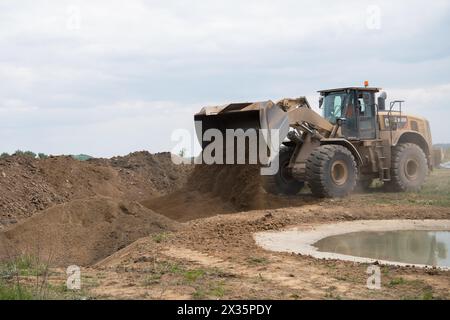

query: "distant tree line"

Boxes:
[0, 151, 93, 161]
[0, 150, 48, 159]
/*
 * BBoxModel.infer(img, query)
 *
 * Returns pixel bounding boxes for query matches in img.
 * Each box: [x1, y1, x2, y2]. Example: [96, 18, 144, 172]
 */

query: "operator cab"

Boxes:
[319, 87, 381, 140]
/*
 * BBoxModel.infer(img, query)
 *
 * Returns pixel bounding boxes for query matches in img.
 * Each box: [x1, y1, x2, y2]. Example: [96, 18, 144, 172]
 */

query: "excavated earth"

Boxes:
[1, 152, 449, 299]
[0, 152, 190, 266]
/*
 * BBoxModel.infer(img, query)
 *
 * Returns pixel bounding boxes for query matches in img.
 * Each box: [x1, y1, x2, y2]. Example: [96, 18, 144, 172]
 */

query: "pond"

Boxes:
[254, 220, 450, 269]
[314, 230, 450, 268]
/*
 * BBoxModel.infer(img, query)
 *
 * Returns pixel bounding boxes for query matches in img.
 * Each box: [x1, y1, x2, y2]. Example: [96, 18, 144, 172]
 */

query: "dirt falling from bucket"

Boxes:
[142, 164, 311, 222]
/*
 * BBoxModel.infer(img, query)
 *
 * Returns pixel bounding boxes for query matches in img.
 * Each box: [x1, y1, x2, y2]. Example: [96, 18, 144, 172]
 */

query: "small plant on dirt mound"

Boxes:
[0, 153, 9, 159]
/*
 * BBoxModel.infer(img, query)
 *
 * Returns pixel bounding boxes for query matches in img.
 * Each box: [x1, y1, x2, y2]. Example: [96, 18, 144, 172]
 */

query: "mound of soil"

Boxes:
[93, 151, 192, 201]
[0, 152, 192, 228]
[0, 156, 121, 228]
[0, 196, 179, 266]
[142, 164, 308, 222]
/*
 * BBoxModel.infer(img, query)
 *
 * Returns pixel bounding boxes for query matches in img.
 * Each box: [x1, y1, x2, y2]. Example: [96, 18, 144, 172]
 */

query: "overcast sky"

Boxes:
[0, 0, 449, 157]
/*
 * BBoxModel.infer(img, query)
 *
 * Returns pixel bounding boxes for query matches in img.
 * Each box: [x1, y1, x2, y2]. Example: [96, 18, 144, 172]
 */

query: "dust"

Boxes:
[142, 164, 311, 222]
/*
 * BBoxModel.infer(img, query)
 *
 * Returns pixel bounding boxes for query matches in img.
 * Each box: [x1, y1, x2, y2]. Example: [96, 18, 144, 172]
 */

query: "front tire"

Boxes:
[306, 145, 358, 198]
[263, 147, 304, 195]
[388, 143, 428, 192]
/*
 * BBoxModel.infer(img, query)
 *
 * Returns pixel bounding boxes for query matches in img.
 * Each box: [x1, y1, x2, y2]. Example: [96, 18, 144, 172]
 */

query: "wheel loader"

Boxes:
[194, 84, 434, 198]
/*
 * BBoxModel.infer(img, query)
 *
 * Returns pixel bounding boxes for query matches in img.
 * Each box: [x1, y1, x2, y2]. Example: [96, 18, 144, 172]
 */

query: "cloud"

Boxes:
[0, 0, 449, 156]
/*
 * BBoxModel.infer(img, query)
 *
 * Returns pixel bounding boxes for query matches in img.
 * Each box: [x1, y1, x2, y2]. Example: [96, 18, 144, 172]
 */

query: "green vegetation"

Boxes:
[363, 169, 450, 207]
[0, 255, 47, 278]
[140, 259, 229, 299]
[152, 233, 171, 244]
[0, 255, 87, 300]
[0, 283, 35, 300]
[183, 269, 206, 283]
[0, 255, 50, 300]
[388, 277, 406, 287]
[193, 281, 226, 299]
[11, 150, 36, 158]
[0, 152, 95, 161]
[246, 256, 269, 266]
[0, 151, 49, 159]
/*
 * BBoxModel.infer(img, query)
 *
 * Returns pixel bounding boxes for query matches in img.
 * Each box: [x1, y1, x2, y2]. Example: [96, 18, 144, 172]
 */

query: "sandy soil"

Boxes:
[1, 155, 449, 300]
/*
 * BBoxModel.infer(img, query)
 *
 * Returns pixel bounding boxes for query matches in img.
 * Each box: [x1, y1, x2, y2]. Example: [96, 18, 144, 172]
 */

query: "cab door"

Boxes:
[356, 91, 377, 140]
[341, 91, 359, 139]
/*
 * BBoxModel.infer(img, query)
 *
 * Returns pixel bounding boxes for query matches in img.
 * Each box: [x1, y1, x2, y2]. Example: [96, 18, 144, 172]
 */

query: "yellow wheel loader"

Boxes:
[194, 85, 434, 198]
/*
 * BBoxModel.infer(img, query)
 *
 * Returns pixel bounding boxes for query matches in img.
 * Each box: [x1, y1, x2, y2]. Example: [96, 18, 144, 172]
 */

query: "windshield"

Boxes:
[323, 92, 349, 124]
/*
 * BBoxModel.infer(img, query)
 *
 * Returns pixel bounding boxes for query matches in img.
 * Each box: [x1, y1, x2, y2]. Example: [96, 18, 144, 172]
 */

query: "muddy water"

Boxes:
[314, 231, 450, 268]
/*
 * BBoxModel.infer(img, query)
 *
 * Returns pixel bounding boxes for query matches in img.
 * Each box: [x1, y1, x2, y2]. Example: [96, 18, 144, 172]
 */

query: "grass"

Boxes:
[193, 281, 226, 299]
[388, 277, 406, 287]
[0, 255, 89, 300]
[384, 276, 441, 300]
[246, 256, 269, 266]
[152, 233, 171, 244]
[140, 259, 230, 299]
[142, 261, 184, 286]
[0, 254, 51, 300]
[183, 269, 206, 283]
[362, 169, 450, 207]
[0, 255, 48, 278]
[0, 283, 35, 300]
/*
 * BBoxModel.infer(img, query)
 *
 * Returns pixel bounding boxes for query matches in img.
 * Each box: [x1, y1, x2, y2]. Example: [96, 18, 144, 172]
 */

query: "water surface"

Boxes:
[314, 230, 450, 267]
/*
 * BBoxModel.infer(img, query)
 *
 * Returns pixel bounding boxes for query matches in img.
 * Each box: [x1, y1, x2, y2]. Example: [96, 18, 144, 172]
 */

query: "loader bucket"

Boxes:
[194, 101, 290, 165]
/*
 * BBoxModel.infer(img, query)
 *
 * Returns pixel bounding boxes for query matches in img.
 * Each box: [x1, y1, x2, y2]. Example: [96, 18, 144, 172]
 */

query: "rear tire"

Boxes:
[263, 147, 304, 195]
[306, 145, 358, 198]
[388, 143, 428, 192]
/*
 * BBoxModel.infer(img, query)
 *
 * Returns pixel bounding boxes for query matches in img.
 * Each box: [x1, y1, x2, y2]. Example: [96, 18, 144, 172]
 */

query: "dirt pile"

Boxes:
[93, 151, 192, 201]
[0, 151, 191, 266]
[0, 196, 179, 266]
[142, 164, 308, 221]
[0, 156, 121, 228]
[0, 152, 192, 228]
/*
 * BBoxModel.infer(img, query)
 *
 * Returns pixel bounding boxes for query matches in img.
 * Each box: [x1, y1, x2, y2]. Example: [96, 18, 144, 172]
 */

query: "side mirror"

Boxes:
[319, 97, 324, 108]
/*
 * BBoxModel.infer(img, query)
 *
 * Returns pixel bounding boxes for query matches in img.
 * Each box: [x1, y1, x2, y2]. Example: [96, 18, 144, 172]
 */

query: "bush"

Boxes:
[13, 150, 37, 158]
[38, 153, 48, 159]
[0, 153, 9, 158]
[24, 151, 36, 158]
